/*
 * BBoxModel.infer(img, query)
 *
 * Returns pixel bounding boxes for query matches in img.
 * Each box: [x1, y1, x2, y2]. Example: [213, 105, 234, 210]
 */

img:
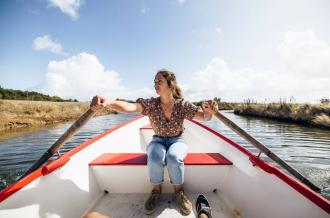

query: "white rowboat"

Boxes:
[0, 115, 329, 217]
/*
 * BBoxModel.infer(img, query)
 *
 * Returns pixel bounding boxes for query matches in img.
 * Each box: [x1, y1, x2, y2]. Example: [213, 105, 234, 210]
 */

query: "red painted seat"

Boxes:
[89, 153, 232, 166]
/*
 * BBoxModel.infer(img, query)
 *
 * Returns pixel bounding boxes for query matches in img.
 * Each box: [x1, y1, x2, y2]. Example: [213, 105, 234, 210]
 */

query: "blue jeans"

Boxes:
[147, 134, 188, 185]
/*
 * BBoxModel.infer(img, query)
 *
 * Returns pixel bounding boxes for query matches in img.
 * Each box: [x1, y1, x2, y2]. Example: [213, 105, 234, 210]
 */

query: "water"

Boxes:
[0, 111, 329, 199]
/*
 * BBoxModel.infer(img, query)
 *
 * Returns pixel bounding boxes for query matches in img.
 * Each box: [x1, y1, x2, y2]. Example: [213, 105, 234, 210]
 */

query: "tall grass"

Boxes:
[234, 100, 330, 129]
[0, 100, 114, 133]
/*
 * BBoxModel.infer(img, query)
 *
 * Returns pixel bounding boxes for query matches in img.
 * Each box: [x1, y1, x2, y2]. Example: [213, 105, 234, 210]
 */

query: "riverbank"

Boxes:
[0, 100, 115, 135]
[2, 100, 329, 135]
[234, 102, 330, 129]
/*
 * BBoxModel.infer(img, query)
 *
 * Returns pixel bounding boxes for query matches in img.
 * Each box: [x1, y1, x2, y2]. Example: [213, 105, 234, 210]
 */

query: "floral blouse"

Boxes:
[136, 97, 199, 137]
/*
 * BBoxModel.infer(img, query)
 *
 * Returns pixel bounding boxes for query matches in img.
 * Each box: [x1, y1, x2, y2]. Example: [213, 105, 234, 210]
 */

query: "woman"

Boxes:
[90, 69, 218, 215]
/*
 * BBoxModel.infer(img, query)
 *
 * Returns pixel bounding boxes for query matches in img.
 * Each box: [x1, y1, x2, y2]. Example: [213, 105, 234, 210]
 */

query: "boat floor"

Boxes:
[86, 192, 234, 218]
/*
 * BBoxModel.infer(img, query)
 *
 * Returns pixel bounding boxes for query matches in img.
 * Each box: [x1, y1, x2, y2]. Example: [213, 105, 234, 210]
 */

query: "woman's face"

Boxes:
[154, 73, 170, 95]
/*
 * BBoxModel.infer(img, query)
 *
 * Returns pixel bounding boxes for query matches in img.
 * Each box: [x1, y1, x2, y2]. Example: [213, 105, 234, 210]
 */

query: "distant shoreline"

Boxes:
[0, 100, 116, 135]
[234, 102, 330, 130]
[1, 100, 329, 137]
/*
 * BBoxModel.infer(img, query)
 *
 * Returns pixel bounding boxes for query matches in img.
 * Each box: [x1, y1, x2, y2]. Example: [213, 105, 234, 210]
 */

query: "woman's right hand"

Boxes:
[90, 95, 108, 112]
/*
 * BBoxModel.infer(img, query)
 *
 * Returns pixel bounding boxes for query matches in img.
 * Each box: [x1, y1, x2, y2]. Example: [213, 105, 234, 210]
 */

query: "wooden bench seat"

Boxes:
[89, 153, 232, 193]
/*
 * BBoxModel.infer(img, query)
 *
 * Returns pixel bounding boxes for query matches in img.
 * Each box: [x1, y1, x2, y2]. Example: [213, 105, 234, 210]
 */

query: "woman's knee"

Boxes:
[166, 151, 183, 164]
[147, 145, 165, 164]
[166, 142, 187, 164]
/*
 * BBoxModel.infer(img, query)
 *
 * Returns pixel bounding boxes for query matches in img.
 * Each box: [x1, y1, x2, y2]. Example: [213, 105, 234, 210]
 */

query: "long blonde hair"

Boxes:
[157, 69, 183, 99]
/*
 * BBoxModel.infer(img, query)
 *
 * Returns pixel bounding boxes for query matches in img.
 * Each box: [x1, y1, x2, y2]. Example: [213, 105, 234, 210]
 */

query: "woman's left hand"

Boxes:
[202, 100, 219, 115]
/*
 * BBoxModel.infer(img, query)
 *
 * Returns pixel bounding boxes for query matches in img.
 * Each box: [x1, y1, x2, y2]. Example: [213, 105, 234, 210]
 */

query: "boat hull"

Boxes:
[0, 115, 329, 218]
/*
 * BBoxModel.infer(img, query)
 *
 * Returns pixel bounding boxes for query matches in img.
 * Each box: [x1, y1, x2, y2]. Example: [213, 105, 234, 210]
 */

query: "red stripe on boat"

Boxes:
[0, 169, 42, 202]
[41, 154, 70, 176]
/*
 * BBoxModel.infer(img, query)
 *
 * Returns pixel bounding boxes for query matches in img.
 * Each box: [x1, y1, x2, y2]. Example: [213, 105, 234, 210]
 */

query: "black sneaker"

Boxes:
[196, 194, 212, 218]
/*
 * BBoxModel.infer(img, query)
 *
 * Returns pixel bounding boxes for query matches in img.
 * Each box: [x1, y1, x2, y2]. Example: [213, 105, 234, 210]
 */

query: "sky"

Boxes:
[0, 0, 329, 103]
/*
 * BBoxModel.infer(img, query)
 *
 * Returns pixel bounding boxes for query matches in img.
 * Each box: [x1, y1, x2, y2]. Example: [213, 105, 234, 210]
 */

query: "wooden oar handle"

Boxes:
[50, 109, 97, 153]
[214, 112, 270, 155]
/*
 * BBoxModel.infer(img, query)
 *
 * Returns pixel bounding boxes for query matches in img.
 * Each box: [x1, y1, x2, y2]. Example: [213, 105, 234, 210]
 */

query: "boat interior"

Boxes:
[1, 117, 328, 218]
[83, 122, 236, 217]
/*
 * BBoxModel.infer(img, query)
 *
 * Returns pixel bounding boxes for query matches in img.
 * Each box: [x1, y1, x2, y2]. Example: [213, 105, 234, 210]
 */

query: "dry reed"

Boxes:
[0, 100, 115, 133]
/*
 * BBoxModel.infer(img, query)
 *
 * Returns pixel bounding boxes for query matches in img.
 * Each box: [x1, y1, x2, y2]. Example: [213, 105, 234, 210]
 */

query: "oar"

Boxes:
[19, 108, 97, 180]
[214, 111, 321, 192]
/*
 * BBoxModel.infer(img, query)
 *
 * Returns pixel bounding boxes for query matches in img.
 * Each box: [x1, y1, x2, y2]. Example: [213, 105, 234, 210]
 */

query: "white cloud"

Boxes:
[48, 0, 81, 20]
[183, 57, 329, 103]
[181, 30, 330, 103]
[39, 53, 129, 101]
[216, 27, 222, 35]
[37, 52, 158, 101]
[37, 31, 329, 103]
[278, 30, 330, 78]
[183, 58, 275, 102]
[33, 35, 64, 55]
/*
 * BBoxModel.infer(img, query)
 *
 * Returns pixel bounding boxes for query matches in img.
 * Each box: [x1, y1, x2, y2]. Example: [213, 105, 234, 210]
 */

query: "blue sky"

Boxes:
[1, 0, 329, 102]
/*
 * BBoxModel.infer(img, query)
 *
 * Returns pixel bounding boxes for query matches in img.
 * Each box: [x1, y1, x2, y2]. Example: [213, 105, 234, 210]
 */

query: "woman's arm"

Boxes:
[193, 100, 218, 121]
[90, 95, 143, 114]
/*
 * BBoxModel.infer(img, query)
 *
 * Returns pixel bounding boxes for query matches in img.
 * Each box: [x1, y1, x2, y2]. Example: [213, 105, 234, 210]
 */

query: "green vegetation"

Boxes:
[234, 99, 330, 129]
[0, 86, 78, 102]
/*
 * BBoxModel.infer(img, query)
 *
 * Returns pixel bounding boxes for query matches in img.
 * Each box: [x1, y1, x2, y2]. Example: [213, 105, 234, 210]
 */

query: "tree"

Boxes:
[0, 85, 78, 102]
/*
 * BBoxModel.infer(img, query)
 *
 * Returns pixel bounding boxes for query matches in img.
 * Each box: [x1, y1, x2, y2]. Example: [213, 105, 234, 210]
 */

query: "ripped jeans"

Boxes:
[147, 134, 188, 185]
